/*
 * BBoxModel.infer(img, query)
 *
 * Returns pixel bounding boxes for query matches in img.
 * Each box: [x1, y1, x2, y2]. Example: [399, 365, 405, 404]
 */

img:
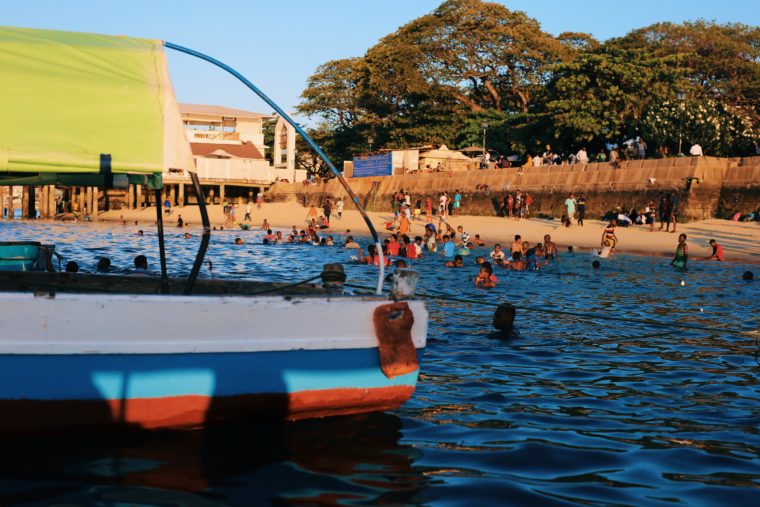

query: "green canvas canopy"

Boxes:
[0, 26, 193, 188]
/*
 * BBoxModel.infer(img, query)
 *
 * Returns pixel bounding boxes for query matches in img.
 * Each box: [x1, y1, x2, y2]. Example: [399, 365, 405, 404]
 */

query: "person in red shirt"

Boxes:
[705, 239, 724, 261]
[403, 235, 417, 259]
[386, 235, 401, 256]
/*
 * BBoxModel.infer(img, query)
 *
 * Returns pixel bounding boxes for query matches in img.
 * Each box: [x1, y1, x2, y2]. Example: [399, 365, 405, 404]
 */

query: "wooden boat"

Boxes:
[0, 27, 424, 432]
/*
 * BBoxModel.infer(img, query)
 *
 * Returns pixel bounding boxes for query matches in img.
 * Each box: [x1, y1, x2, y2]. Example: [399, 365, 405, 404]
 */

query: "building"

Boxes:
[152, 103, 306, 208]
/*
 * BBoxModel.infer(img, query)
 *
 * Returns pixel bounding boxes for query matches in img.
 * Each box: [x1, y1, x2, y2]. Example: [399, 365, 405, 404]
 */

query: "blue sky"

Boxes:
[4, 1, 758, 119]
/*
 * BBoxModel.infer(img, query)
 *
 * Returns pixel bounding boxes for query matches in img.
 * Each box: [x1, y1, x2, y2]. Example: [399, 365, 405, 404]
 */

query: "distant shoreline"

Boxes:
[10, 201, 758, 266]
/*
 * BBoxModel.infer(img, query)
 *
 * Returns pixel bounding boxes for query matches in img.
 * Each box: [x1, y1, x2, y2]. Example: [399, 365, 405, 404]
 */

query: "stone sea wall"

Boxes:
[268, 156, 760, 222]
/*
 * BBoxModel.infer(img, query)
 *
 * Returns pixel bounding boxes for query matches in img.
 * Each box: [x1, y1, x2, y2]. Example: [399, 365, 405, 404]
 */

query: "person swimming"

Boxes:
[234, 237, 244, 245]
[475, 262, 498, 288]
[96, 257, 111, 273]
[510, 251, 527, 271]
[445, 254, 464, 268]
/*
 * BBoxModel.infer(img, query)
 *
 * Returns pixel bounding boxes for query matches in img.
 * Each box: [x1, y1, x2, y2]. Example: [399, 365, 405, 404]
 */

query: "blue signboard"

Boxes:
[352, 152, 392, 177]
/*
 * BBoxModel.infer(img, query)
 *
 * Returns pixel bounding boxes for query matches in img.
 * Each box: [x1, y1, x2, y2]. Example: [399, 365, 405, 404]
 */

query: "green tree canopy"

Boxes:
[296, 1, 759, 167]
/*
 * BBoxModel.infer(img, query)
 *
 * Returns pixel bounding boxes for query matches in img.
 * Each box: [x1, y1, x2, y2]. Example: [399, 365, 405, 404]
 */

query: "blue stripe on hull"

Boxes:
[0, 348, 420, 401]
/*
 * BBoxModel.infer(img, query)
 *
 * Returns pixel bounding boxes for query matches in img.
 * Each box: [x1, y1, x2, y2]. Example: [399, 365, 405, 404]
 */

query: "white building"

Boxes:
[155, 103, 305, 207]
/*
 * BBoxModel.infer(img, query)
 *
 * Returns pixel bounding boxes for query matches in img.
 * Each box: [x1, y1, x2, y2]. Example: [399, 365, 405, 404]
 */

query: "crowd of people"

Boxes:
[482, 138, 706, 171]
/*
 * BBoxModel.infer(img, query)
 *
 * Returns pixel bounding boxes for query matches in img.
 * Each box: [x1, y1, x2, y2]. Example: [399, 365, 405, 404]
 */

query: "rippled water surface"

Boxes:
[1, 220, 759, 506]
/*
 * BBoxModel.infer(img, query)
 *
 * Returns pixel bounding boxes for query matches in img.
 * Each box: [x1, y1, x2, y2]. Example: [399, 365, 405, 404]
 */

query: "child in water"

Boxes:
[671, 233, 688, 269]
[475, 262, 498, 288]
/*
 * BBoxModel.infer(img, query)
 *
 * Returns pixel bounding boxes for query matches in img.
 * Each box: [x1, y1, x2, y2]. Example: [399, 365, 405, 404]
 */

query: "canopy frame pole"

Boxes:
[163, 41, 385, 295]
[154, 188, 169, 293]
[184, 172, 210, 295]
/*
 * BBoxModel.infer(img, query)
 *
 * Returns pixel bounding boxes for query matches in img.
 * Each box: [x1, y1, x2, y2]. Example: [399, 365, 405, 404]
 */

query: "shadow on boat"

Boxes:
[0, 412, 428, 506]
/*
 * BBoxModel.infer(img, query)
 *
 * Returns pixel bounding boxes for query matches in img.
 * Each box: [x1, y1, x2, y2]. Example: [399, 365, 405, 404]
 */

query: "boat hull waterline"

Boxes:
[0, 293, 427, 431]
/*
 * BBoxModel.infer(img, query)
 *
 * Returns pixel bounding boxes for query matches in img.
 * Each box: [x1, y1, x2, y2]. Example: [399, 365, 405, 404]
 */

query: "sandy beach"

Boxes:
[99, 201, 760, 264]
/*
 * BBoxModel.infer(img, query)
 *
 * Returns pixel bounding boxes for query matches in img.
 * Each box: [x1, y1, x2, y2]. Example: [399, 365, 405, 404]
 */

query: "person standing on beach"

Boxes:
[657, 193, 666, 230]
[524, 192, 533, 218]
[336, 198, 344, 220]
[425, 195, 433, 222]
[507, 193, 514, 219]
[662, 193, 674, 232]
[565, 193, 577, 224]
[576, 194, 587, 226]
[414, 196, 422, 221]
[670, 193, 680, 233]
[323, 199, 332, 224]
[671, 234, 688, 269]
[453, 190, 462, 215]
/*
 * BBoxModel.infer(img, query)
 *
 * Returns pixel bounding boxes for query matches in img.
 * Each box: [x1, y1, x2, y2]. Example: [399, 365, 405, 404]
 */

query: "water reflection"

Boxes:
[0, 413, 427, 506]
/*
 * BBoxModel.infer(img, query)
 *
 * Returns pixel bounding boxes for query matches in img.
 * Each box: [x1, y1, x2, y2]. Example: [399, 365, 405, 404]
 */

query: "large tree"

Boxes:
[542, 47, 686, 150]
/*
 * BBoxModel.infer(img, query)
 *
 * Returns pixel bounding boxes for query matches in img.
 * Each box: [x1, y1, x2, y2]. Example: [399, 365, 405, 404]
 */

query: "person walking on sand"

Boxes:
[336, 198, 344, 220]
[244, 201, 252, 222]
[671, 234, 688, 269]
[602, 219, 618, 253]
[565, 193, 577, 224]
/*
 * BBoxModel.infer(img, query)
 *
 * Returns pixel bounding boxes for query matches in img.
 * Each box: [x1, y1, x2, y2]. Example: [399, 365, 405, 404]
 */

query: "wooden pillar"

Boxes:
[21, 187, 29, 219]
[169, 185, 176, 206]
[219, 184, 225, 204]
[127, 184, 134, 210]
[209, 186, 215, 205]
[178, 183, 185, 207]
[78, 186, 85, 215]
[49, 185, 57, 217]
[84, 187, 91, 216]
[6, 187, 13, 220]
[0, 186, 5, 219]
[39, 186, 47, 218]
[92, 187, 99, 220]
[136, 185, 142, 209]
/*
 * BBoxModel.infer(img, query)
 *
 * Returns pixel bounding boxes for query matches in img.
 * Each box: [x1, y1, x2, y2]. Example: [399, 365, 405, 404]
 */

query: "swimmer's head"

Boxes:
[743, 271, 754, 281]
[592, 260, 601, 269]
[235, 237, 243, 245]
[475, 256, 485, 264]
[395, 259, 407, 268]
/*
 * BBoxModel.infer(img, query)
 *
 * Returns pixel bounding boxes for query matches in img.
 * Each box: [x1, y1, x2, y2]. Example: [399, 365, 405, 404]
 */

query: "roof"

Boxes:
[180, 103, 272, 121]
[420, 145, 472, 161]
[190, 142, 264, 160]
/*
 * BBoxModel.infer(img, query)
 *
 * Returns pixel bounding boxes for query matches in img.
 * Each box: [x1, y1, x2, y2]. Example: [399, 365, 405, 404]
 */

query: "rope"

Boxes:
[344, 283, 758, 338]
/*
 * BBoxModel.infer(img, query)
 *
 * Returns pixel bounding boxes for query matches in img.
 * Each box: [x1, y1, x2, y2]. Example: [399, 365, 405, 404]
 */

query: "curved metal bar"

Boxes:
[154, 188, 169, 293]
[184, 171, 211, 295]
[163, 41, 385, 294]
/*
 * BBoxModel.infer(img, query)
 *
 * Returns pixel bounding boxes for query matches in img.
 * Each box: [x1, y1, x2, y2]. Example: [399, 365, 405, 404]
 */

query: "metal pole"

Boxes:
[184, 172, 211, 295]
[164, 41, 385, 295]
[154, 188, 169, 293]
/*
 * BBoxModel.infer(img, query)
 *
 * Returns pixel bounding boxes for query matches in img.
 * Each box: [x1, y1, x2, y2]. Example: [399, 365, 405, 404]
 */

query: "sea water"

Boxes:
[0, 221, 758, 506]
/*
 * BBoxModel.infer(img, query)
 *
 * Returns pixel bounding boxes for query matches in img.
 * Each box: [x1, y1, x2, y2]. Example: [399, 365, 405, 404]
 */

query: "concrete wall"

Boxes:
[268, 156, 760, 222]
